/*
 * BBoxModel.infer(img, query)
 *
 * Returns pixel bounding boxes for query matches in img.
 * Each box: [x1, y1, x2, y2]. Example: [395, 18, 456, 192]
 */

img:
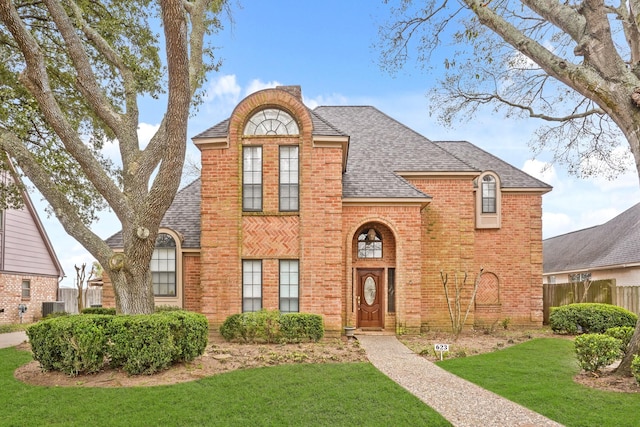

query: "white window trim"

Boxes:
[475, 171, 502, 229]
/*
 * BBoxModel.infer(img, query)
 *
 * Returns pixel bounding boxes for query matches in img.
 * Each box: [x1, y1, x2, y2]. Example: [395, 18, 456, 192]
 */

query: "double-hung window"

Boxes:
[243, 146, 262, 211]
[279, 146, 299, 211]
[279, 260, 299, 313]
[243, 260, 262, 312]
[481, 175, 497, 213]
[151, 233, 176, 297]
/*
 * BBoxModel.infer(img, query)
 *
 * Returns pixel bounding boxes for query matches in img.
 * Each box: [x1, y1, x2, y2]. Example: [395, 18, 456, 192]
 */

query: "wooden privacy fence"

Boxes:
[57, 288, 103, 314]
[543, 279, 640, 323]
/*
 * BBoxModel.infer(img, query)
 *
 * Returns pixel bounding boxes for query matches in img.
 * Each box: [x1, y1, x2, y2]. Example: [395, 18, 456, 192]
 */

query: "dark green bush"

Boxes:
[605, 326, 634, 354]
[157, 310, 208, 362]
[632, 355, 640, 385]
[27, 315, 110, 375]
[220, 310, 324, 343]
[81, 307, 116, 315]
[279, 313, 323, 342]
[106, 315, 177, 375]
[574, 333, 621, 372]
[28, 311, 208, 376]
[43, 311, 70, 319]
[549, 303, 637, 334]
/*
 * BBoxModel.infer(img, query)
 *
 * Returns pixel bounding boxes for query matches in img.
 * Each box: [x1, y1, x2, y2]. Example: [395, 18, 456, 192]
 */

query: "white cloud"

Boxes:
[205, 74, 242, 104]
[522, 159, 557, 186]
[542, 212, 573, 238]
[304, 93, 349, 110]
[244, 79, 281, 96]
[137, 122, 160, 148]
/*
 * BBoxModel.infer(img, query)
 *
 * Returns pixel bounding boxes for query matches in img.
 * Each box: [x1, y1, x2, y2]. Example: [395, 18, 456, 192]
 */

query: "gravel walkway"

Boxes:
[357, 335, 563, 427]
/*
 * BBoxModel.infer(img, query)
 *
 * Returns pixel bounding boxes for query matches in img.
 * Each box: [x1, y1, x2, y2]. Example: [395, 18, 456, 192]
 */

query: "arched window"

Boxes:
[151, 233, 176, 297]
[358, 228, 382, 258]
[482, 175, 497, 213]
[475, 172, 501, 229]
[243, 108, 299, 135]
[475, 272, 500, 306]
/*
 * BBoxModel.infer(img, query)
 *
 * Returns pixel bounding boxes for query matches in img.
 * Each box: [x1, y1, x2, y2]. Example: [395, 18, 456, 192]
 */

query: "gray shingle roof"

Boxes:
[105, 179, 201, 248]
[434, 141, 551, 189]
[543, 202, 640, 273]
[313, 106, 476, 199]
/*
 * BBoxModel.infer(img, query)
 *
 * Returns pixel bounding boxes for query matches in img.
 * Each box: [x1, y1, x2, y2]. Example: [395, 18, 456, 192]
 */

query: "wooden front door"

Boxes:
[357, 269, 384, 328]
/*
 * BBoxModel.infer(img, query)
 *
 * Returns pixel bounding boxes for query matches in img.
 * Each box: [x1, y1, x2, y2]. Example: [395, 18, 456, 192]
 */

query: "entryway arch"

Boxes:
[350, 221, 397, 330]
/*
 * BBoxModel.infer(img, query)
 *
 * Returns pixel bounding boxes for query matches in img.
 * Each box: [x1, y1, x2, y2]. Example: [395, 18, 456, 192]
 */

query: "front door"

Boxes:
[357, 269, 384, 328]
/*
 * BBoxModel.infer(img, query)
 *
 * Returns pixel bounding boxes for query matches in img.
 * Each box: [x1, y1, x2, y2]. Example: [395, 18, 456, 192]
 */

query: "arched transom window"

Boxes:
[244, 108, 299, 136]
[358, 228, 382, 258]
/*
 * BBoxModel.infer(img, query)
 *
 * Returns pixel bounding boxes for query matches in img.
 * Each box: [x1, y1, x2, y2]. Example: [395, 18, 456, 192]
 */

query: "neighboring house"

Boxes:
[104, 86, 552, 334]
[0, 169, 64, 324]
[543, 202, 640, 313]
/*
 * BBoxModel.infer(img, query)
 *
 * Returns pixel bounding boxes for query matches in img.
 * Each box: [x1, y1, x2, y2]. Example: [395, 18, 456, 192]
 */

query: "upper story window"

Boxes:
[280, 146, 299, 211]
[151, 233, 176, 297]
[481, 175, 497, 213]
[358, 228, 382, 258]
[475, 172, 501, 229]
[244, 108, 299, 136]
[243, 146, 262, 211]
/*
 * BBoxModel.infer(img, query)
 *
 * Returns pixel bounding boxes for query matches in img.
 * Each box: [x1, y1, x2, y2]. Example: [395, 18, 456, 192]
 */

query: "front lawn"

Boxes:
[1, 347, 449, 426]
[439, 338, 640, 427]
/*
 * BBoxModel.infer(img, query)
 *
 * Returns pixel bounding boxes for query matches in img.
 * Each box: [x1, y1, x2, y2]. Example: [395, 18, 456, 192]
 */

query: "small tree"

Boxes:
[441, 268, 483, 338]
[74, 263, 97, 313]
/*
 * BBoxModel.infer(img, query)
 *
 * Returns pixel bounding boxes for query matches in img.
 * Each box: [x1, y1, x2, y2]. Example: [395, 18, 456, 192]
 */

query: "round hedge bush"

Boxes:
[549, 303, 637, 334]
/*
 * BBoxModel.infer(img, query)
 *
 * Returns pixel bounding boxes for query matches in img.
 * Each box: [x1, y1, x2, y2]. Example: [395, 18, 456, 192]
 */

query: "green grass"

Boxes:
[0, 323, 27, 334]
[0, 347, 450, 427]
[439, 338, 640, 427]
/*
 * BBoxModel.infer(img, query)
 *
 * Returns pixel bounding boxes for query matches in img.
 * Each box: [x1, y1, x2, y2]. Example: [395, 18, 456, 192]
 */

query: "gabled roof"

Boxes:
[543, 202, 640, 274]
[434, 141, 551, 190]
[105, 179, 201, 249]
[314, 106, 473, 199]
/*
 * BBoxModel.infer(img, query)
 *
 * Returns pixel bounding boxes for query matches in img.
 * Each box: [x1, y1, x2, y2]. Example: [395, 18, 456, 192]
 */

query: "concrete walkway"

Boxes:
[0, 331, 28, 349]
[357, 335, 563, 427]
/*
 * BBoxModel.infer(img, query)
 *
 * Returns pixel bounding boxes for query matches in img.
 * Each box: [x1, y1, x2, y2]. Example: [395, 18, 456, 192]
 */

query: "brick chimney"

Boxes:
[276, 85, 302, 100]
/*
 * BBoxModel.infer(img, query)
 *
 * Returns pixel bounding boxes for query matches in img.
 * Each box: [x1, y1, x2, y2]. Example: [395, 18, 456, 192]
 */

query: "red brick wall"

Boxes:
[0, 273, 58, 324]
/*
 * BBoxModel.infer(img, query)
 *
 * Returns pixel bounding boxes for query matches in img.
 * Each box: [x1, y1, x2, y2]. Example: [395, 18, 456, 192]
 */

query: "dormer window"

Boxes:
[244, 108, 299, 136]
[475, 172, 501, 229]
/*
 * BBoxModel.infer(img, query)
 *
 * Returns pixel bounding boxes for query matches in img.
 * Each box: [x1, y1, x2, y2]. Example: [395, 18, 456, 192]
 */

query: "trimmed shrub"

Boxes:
[106, 315, 177, 375]
[81, 307, 116, 315]
[157, 310, 208, 362]
[631, 355, 640, 385]
[220, 311, 324, 343]
[549, 303, 637, 334]
[279, 313, 324, 342]
[605, 326, 634, 354]
[574, 333, 621, 372]
[26, 315, 110, 375]
[219, 313, 242, 341]
[28, 310, 208, 376]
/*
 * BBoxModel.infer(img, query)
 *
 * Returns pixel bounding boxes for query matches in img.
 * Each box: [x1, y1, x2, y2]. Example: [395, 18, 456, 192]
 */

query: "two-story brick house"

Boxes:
[105, 85, 551, 334]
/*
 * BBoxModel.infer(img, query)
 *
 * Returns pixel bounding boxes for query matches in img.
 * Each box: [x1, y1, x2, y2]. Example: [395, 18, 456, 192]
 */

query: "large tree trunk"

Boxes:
[616, 317, 640, 376]
[108, 262, 155, 315]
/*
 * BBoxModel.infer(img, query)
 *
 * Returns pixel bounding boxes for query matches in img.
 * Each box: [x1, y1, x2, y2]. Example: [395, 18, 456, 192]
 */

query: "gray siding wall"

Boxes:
[3, 207, 59, 276]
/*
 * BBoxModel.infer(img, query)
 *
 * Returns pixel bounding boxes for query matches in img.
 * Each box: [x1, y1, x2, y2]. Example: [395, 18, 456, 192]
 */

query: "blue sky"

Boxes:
[34, 1, 640, 286]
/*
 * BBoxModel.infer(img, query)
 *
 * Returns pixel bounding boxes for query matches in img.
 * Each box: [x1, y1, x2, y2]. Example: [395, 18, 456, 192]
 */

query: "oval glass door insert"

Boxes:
[364, 277, 376, 305]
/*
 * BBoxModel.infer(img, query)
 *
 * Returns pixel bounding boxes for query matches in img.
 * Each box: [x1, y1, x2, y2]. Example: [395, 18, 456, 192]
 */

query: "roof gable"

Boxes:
[544, 202, 640, 273]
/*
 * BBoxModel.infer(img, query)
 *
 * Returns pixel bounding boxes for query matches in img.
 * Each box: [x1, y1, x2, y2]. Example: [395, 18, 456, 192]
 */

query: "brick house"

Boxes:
[0, 168, 64, 324]
[105, 85, 551, 334]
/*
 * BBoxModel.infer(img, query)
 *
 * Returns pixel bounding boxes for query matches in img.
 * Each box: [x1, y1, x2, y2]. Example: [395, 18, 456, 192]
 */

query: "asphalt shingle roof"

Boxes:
[543, 202, 640, 273]
[107, 103, 551, 249]
[434, 141, 551, 189]
[105, 179, 201, 248]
